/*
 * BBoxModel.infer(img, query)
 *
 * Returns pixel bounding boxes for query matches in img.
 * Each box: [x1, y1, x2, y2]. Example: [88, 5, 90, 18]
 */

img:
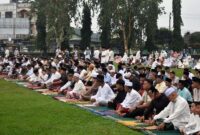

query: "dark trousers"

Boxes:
[125, 108, 145, 118]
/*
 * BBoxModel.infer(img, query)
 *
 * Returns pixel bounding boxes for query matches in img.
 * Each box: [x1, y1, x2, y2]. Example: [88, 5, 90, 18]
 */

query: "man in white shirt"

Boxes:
[91, 75, 115, 106]
[192, 77, 200, 102]
[116, 81, 142, 116]
[155, 75, 167, 93]
[44, 67, 61, 86]
[5, 48, 10, 58]
[93, 48, 100, 61]
[153, 87, 190, 130]
[67, 73, 85, 99]
[108, 49, 115, 63]
[84, 47, 91, 60]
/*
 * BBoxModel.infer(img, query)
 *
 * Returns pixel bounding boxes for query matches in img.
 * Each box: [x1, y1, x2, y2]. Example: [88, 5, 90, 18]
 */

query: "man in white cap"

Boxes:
[153, 87, 190, 130]
[66, 73, 86, 99]
[116, 81, 142, 116]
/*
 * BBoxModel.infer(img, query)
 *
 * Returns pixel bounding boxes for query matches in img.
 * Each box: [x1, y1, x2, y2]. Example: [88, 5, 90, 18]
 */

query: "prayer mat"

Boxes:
[54, 96, 91, 104]
[41, 90, 58, 96]
[117, 121, 138, 127]
[34, 89, 49, 92]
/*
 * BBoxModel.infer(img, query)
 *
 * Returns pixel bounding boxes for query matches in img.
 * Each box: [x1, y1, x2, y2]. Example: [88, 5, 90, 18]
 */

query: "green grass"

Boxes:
[0, 80, 142, 135]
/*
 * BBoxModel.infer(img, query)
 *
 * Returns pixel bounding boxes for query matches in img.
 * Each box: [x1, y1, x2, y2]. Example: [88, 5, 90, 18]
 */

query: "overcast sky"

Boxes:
[1, 0, 200, 34]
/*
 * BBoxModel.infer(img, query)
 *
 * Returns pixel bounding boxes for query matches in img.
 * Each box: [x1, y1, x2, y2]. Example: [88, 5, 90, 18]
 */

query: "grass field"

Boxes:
[0, 80, 142, 135]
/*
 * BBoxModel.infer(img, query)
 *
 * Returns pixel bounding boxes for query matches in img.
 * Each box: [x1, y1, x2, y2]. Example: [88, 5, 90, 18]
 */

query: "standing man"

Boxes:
[84, 47, 91, 60]
[109, 48, 115, 64]
[14, 48, 19, 57]
[5, 48, 10, 58]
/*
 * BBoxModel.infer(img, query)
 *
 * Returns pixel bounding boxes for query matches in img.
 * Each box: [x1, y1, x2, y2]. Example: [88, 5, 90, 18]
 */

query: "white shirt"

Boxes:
[154, 96, 190, 129]
[94, 50, 100, 59]
[91, 83, 115, 104]
[193, 88, 200, 102]
[26, 68, 33, 76]
[121, 89, 142, 109]
[72, 80, 85, 94]
[60, 81, 72, 91]
[45, 71, 61, 84]
[109, 50, 114, 62]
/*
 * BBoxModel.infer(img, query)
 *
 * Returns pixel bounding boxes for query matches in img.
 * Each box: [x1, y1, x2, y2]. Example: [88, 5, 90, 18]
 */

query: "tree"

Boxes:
[80, 2, 92, 50]
[172, 0, 184, 51]
[46, 0, 79, 48]
[155, 28, 172, 47]
[33, 0, 47, 55]
[98, 0, 112, 48]
[144, 0, 163, 51]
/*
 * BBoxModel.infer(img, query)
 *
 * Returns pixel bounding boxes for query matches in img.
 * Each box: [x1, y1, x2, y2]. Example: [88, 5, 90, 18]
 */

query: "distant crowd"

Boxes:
[0, 47, 200, 135]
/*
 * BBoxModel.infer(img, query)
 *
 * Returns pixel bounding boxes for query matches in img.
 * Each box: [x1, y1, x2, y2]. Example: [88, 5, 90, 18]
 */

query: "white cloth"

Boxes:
[109, 50, 114, 62]
[60, 81, 72, 91]
[193, 88, 200, 102]
[94, 50, 100, 59]
[91, 83, 115, 104]
[154, 96, 190, 129]
[44, 71, 61, 84]
[71, 80, 85, 94]
[121, 89, 141, 109]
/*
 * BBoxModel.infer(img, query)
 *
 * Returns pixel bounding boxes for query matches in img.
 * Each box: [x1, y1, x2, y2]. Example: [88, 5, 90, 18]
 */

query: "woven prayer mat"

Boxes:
[53, 96, 90, 104]
[41, 90, 58, 96]
[34, 89, 49, 92]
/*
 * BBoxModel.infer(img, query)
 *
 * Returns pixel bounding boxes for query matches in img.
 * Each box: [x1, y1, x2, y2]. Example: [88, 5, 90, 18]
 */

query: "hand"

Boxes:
[157, 123, 165, 130]
[91, 98, 96, 103]
[129, 107, 136, 112]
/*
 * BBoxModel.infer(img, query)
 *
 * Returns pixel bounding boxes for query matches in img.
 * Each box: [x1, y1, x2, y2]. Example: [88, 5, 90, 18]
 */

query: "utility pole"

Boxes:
[169, 12, 172, 31]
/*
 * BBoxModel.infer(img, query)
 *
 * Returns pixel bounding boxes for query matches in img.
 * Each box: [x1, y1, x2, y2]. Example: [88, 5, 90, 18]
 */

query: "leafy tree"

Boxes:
[80, 2, 92, 50]
[172, 0, 184, 51]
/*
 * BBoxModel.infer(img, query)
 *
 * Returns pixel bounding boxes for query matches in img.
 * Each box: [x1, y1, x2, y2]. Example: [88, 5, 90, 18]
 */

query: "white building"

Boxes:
[0, 1, 36, 40]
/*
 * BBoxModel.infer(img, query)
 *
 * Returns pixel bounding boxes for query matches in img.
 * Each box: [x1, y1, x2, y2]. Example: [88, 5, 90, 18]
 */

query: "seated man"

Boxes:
[66, 73, 86, 99]
[108, 79, 127, 110]
[177, 80, 193, 103]
[153, 87, 190, 131]
[125, 79, 152, 118]
[81, 72, 99, 101]
[56, 73, 73, 94]
[91, 75, 115, 106]
[41, 67, 61, 88]
[116, 81, 142, 116]
[181, 102, 200, 135]
[139, 88, 169, 123]
[49, 67, 68, 90]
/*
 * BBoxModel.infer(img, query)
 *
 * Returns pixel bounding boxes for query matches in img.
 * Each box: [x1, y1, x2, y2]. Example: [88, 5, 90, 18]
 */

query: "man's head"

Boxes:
[143, 79, 153, 91]
[156, 75, 163, 84]
[73, 73, 80, 82]
[183, 71, 189, 80]
[192, 77, 200, 89]
[170, 71, 175, 79]
[125, 81, 133, 92]
[165, 78, 172, 87]
[51, 67, 57, 73]
[96, 75, 104, 85]
[165, 87, 177, 102]
[194, 102, 200, 115]
[139, 74, 146, 85]
[67, 74, 73, 81]
[178, 80, 185, 90]
[116, 79, 125, 91]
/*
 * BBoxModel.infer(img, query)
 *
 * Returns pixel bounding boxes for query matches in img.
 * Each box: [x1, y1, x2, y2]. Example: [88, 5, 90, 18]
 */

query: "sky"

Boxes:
[1, 0, 200, 34]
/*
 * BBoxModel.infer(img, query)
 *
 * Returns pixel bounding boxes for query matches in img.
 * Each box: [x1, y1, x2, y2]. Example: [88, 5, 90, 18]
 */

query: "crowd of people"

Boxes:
[0, 47, 200, 135]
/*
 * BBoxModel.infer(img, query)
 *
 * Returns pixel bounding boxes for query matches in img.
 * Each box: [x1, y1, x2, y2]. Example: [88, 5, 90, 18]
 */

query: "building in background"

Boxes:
[0, 0, 36, 41]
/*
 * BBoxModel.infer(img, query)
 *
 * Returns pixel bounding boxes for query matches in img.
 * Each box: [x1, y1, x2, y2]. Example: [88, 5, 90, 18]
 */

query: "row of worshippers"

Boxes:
[0, 54, 200, 134]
